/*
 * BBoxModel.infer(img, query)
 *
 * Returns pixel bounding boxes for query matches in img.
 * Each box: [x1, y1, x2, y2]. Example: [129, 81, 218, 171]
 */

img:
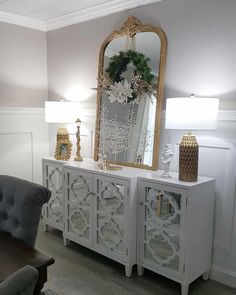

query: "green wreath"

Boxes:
[105, 50, 154, 103]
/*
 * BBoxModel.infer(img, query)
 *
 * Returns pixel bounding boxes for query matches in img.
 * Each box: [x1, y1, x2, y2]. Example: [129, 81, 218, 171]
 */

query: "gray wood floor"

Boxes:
[36, 223, 236, 295]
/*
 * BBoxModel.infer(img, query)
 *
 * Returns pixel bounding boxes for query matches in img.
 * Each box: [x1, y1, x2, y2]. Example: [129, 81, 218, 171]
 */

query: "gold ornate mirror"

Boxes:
[94, 16, 167, 170]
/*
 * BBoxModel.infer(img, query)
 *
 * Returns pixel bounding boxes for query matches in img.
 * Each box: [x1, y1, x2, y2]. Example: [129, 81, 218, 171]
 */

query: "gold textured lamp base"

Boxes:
[179, 134, 199, 182]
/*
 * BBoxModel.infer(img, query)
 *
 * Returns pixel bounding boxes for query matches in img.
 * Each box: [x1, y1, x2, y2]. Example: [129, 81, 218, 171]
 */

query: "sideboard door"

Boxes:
[43, 161, 64, 231]
[138, 181, 187, 280]
[64, 168, 93, 248]
[93, 175, 129, 263]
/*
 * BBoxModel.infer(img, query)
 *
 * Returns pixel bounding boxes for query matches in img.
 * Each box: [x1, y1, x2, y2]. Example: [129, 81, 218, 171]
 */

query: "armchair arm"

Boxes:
[0, 266, 39, 295]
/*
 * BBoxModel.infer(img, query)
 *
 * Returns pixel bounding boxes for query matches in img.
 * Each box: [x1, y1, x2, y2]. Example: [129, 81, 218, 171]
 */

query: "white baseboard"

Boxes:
[210, 266, 236, 288]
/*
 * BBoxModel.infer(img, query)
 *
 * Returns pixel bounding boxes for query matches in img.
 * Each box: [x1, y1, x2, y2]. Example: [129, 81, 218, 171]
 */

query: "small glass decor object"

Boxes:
[97, 153, 106, 169]
[160, 144, 173, 178]
[74, 118, 83, 161]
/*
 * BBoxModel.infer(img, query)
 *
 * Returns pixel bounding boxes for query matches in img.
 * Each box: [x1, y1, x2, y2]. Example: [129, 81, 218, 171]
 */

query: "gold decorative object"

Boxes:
[54, 127, 72, 161]
[179, 133, 198, 182]
[74, 118, 83, 162]
[94, 15, 167, 171]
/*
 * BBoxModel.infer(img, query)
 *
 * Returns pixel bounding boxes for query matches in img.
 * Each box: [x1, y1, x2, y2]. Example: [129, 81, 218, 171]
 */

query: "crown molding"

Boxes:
[45, 0, 163, 31]
[0, 10, 46, 31]
[0, 0, 162, 32]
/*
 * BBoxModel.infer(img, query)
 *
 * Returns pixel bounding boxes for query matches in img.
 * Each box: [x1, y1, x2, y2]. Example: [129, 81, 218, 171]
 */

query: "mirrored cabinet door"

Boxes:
[43, 161, 64, 230]
[93, 175, 129, 259]
[139, 181, 187, 279]
[64, 169, 93, 248]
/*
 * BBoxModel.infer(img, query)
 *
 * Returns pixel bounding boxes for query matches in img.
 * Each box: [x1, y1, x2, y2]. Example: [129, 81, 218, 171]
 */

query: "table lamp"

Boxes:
[45, 100, 80, 161]
[165, 95, 219, 182]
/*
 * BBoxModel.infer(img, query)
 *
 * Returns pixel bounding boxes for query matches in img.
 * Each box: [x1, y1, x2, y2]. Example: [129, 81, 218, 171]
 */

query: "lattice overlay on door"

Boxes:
[144, 187, 182, 271]
[47, 166, 64, 223]
[96, 180, 125, 255]
[67, 175, 92, 240]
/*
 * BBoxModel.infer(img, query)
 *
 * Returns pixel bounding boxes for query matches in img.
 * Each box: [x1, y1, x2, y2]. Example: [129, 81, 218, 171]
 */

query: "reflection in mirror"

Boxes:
[94, 16, 167, 170]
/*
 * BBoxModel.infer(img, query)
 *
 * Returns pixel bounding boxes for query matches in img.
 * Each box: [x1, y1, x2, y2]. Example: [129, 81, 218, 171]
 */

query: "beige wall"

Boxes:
[1, 0, 235, 108]
[0, 22, 47, 107]
[47, 0, 236, 109]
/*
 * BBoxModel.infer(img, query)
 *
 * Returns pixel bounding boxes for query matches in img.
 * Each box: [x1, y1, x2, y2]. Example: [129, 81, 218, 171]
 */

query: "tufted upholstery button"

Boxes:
[12, 218, 19, 227]
[0, 210, 7, 220]
[8, 198, 15, 206]
[0, 175, 51, 247]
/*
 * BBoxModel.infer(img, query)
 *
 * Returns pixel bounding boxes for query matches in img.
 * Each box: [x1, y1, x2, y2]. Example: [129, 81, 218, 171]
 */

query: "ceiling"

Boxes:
[0, 0, 162, 31]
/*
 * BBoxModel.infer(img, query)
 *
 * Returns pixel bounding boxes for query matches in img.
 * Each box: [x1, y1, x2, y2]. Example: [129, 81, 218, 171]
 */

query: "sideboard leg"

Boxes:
[125, 265, 132, 277]
[181, 283, 189, 295]
[63, 237, 70, 247]
[202, 270, 210, 280]
[43, 223, 49, 232]
[137, 265, 144, 276]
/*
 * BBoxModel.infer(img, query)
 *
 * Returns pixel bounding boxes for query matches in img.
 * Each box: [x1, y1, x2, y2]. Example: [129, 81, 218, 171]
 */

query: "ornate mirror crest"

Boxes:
[94, 16, 167, 170]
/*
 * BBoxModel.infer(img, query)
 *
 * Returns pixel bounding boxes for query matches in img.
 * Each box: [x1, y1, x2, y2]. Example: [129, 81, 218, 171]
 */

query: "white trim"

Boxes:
[0, 0, 162, 32]
[0, 107, 45, 115]
[45, 0, 162, 31]
[210, 266, 236, 288]
[0, 108, 235, 121]
[0, 11, 46, 31]
[218, 110, 236, 122]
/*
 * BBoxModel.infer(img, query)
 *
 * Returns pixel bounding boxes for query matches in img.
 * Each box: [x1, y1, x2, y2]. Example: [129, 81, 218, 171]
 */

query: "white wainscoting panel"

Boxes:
[172, 138, 236, 254]
[159, 111, 236, 288]
[0, 132, 33, 181]
[0, 107, 49, 184]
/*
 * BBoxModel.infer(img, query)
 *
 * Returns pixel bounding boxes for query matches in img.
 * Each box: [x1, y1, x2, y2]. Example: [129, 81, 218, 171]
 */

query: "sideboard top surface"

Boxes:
[42, 157, 215, 187]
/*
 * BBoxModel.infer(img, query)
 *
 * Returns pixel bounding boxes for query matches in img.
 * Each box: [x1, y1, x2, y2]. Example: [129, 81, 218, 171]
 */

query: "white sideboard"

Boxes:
[42, 158, 215, 294]
[137, 175, 215, 295]
[43, 159, 65, 231]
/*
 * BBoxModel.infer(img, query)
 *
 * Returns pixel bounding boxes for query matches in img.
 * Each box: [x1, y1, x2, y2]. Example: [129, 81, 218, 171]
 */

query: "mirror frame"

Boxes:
[94, 16, 167, 170]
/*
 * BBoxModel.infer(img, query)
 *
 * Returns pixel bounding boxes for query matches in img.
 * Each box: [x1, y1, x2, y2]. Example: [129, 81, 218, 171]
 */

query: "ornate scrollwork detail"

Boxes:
[99, 182, 123, 214]
[107, 16, 155, 41]
[48, 167, 63, 193]
[69, 208, 89, 236]
[145, 230, 179, 266]
[146, 189, 180, 227]
[98, 218, 123, 250]
[70, 176, 90, 203]
[48, 194, 63, 222]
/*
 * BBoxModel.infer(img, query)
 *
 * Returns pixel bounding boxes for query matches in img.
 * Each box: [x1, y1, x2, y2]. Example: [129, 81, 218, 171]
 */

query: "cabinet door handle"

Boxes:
[139, 202, 144, 206]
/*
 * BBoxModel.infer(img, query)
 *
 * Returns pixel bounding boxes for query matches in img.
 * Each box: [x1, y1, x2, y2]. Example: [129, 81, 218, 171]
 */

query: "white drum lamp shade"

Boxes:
[165, 97, 219, 182]
[45, 101, 80, 124]
[165, 97, 219, 130]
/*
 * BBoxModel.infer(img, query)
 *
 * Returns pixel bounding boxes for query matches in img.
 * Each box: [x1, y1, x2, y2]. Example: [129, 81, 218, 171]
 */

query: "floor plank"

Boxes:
[36, 223, 236, 295]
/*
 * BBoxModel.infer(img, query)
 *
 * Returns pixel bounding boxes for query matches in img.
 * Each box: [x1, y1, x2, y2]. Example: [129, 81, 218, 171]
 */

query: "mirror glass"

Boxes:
[94, 16, 167, 170]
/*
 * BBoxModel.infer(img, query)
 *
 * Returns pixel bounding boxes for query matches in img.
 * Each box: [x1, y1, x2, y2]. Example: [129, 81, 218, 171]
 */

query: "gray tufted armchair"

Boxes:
[0, 175, 51, 248]
[0, 266, 39, 295]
